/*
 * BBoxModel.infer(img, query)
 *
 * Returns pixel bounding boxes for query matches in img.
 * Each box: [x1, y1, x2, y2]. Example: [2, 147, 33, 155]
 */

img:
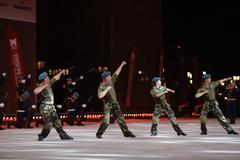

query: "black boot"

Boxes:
[118, 122, 135, 138]
[201, 123, 207, 135]
[123, 131, 136, 138]
[150, 124, 158, 136]
[60, 134, 74, 140]
[96, 123, 108, 139]
[177, 131, 187, 136]
[38, 129, 52, 141]
[227, 130, 238, 135]
[173, 125, 187, 136]
[38, 134, 46, 141]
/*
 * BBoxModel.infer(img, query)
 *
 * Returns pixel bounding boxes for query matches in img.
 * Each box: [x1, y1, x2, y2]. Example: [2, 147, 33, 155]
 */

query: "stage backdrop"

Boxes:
[0, 0, 36, 113]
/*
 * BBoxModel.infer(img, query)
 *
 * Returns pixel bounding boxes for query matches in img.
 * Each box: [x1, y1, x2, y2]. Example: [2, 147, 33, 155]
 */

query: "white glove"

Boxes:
[56, 105, 62, 109]
[80, 76, 84, 80]
[2, 72, 6, 77]
[27, 74, 31, 79]
[72, 82, 76, 86]
[0, 103, 4, 108]
[31, 105, 36, 109]
[81, 104, 87, 108]
[122, 61, 127, 65]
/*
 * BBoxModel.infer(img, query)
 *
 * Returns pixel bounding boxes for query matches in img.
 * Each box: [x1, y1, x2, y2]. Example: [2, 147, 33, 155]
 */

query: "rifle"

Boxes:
[74, 67, 97, 82]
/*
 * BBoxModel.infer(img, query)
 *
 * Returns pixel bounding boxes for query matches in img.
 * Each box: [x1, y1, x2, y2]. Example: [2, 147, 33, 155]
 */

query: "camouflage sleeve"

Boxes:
[212, 81, 220, 88]
[162, 86, 167, 92]
[196, 88, 206, 94]
[97, 85, 104, 97]
[150, 88, 161, 97]
[97, 88, 101, 98]
[49, 78, 57, 86]
[111, 73, 118, 84]
[150, 89, 156, 96]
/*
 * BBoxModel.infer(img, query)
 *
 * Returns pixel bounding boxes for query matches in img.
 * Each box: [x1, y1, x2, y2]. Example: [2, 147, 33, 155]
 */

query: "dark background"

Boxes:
[36, 0, 240, 114]
[162, 1, 240, 76]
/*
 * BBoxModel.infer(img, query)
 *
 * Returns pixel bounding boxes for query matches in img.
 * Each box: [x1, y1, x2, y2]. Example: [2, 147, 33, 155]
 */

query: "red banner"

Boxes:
[4, 27, 27, 112]
[125, 47, 137, 108]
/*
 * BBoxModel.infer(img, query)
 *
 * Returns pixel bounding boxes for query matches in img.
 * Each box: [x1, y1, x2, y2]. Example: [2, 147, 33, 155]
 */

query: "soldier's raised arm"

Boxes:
[195, 89, 209, 98]
[34, 83, 48, 95]
[219, 77, 232, 83]
[114, 61, 127, 76]
[53, 70, 65, 81]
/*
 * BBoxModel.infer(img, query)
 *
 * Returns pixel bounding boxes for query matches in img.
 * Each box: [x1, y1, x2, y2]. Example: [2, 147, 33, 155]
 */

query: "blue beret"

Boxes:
[38, 72, 48, 81]
[152, 76, 161, 82]
[101, 71, 111, 78]
[202, 74, 211, 79]
[67, 78, 72, 81]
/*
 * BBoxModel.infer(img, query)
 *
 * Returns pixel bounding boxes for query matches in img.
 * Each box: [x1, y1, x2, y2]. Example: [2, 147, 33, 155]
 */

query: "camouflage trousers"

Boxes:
[39, 104, 67, 138]
[96, 103, 130, 136]
[200, 101, 233, 132]
[152, 103, 178, 126]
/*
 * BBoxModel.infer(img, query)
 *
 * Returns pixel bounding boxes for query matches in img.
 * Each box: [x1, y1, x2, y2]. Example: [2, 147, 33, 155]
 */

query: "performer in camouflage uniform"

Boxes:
[34, 70, 73, 141]
[195, 74, 238, 135]
[96, 61, 136, 139]
[150, 77, 186, 136]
